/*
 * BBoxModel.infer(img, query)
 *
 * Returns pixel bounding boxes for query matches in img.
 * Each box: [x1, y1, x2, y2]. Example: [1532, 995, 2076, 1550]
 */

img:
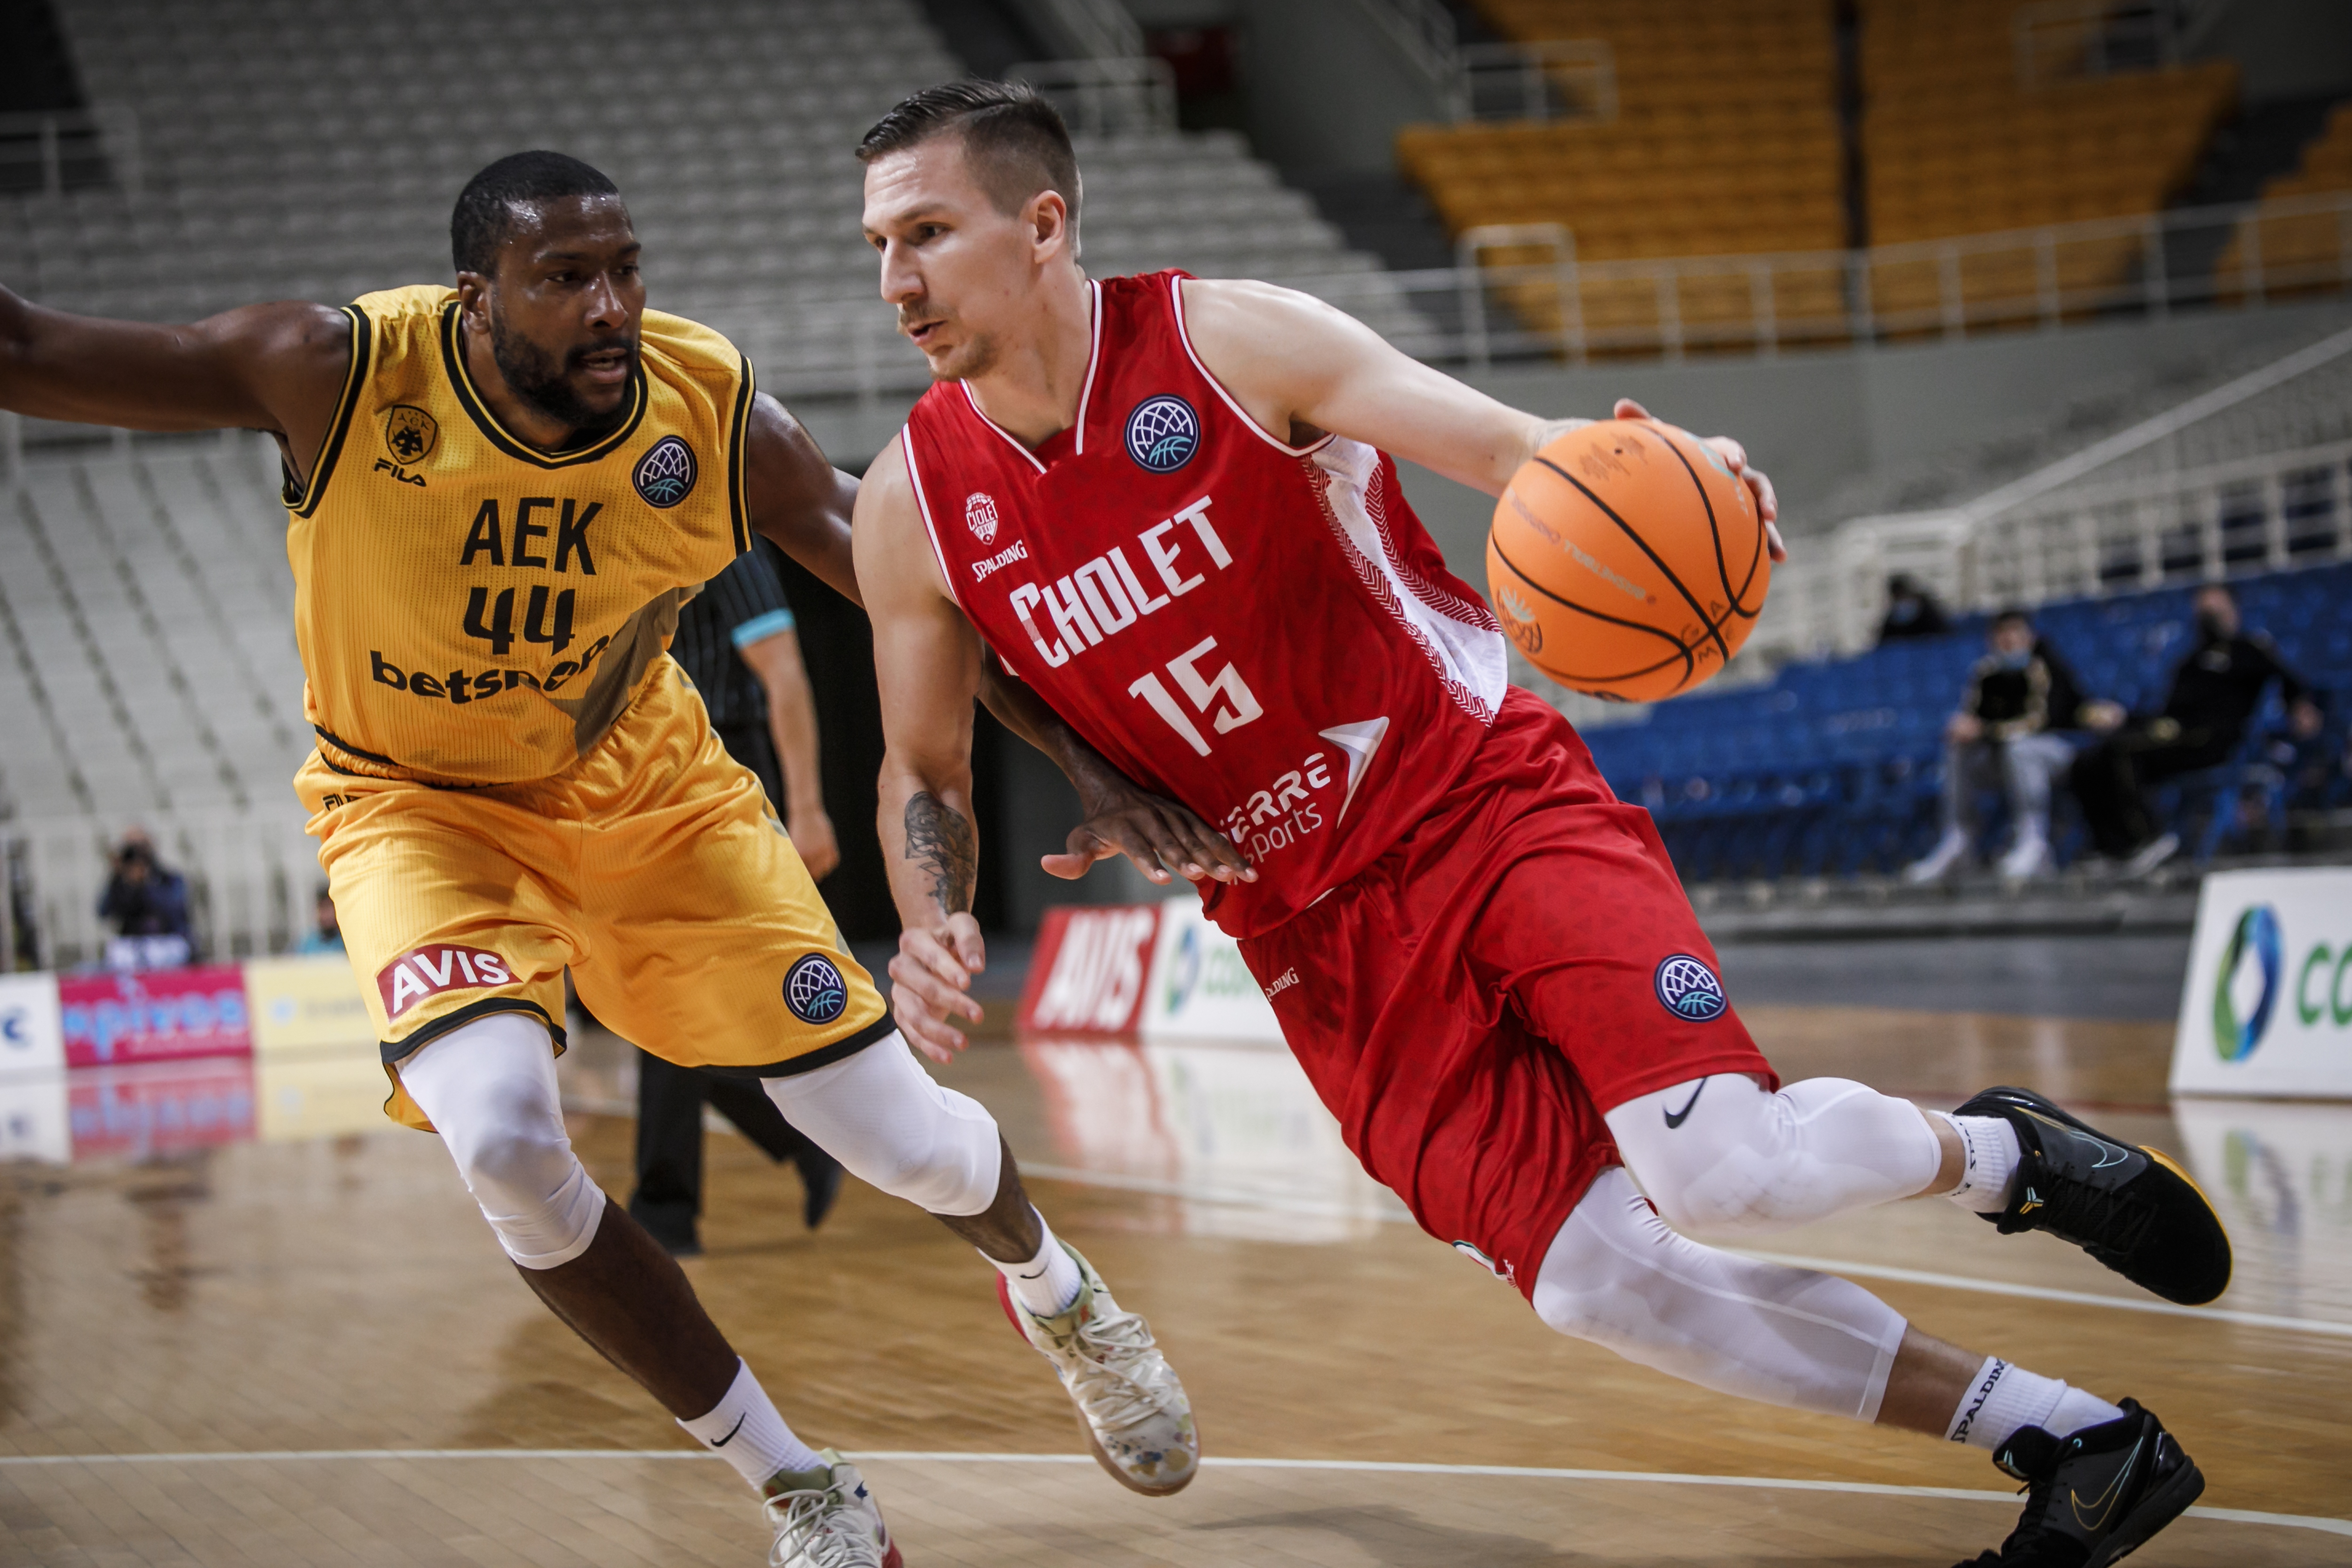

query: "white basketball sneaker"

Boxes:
[997, 1243, 1199, 1495]
[1903, 826, 1969, 884]
[1998, 830, 2052, 881]
[762, 1452, 900, 1568]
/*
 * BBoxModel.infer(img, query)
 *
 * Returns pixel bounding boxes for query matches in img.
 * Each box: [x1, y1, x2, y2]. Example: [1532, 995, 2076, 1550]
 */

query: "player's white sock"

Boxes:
[1945, 1357, 2124, 1450]
[988, 1210, 1084, 1316]
[678, 1359, 825, 1490]
[1936, 1113, 2022, 1214]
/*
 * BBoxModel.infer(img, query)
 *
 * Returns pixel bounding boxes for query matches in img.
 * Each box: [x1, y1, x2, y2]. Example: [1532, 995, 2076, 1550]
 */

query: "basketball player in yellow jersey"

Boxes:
[0, 151, 1243, 1568]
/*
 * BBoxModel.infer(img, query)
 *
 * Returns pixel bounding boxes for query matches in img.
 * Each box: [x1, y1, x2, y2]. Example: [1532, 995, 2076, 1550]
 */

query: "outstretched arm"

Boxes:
[0, 285, 352, 482]
[1177, 278, 1784, 556]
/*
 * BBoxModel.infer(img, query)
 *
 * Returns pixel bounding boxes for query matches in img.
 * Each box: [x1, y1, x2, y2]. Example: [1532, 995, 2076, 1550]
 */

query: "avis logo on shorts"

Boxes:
[1653, 954, 1728, 1021]
[784, 954, 848, 1025]
[379, 944, 515, 1019]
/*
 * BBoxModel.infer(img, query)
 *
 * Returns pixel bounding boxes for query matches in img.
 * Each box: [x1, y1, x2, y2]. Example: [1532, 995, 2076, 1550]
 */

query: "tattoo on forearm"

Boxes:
[904, 792, 978, 915]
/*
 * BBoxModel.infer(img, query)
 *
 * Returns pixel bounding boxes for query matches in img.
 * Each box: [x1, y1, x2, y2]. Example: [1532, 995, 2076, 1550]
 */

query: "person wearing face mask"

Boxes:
[1905, 610, 2096, 883]
[1877, 573, 1953, 643]
[2070, 583, 2323, 875]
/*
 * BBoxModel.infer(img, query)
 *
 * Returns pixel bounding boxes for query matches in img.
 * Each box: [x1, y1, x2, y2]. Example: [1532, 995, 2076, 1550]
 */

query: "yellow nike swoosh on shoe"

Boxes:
[2070, 1435, 2144, 1532]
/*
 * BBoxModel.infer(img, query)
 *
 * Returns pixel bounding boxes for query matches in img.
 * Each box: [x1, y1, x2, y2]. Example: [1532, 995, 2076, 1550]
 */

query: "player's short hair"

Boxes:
[858, 80, 1081, 245]
[451, 151, 622, 277]
[1992, 606, 2034, 630]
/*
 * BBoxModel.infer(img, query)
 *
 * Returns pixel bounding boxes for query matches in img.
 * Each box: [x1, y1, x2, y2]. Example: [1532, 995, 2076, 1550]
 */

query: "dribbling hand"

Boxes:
[1611, 398, 1786, 563]
[890, 912, 985, 1063]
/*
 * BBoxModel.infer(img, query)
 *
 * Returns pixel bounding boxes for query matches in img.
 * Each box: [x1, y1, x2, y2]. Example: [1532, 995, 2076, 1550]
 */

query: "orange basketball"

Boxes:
[1486, 418, 1770, 703]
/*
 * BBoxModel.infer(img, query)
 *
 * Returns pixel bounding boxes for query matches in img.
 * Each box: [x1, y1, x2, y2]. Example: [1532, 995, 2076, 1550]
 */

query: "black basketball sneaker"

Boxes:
[1955, 1399, 2202, 1568]
[1954, 1086, 2232, 1305]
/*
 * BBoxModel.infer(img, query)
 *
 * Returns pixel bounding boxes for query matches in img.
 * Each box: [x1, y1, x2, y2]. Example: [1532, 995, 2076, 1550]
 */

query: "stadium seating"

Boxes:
[2, 0, 1419, 391]
[1397, 0, 1848, 350]
[2215, 101, 2352, 302]
[1860, 0, 2236, 326]
[1581, 560, 2352, 882]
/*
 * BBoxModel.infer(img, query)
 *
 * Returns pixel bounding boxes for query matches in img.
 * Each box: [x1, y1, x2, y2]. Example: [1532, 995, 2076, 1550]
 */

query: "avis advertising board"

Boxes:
[1018, 900, 1282, 1042]
[2172, 866, 2352, 1098]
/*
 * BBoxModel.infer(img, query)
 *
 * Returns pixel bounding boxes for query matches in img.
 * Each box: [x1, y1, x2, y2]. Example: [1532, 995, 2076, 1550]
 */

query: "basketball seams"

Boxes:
[1650, 423, 1765, 620]
[1490, 534, 1695, 691]
[1532, 453, 1732, 665]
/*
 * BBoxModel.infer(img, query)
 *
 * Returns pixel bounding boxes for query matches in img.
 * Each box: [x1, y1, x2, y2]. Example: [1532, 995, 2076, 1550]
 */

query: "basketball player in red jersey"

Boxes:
[850, 84, 2231, 1568]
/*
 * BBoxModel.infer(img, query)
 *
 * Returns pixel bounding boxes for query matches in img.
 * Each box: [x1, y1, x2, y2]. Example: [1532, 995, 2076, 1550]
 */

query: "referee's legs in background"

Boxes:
[626, 720, 846, 1257]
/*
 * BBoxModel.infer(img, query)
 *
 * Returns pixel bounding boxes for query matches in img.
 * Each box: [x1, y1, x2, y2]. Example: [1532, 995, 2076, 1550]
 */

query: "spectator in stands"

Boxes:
[297, 884, 344, 955]
[628, 541, 843, 1256]
[2071, 583, 2322, 875]
[1905, 609, 2096, 884]
[1876, 573, 1952, 642]
[96, 827, 191, 971]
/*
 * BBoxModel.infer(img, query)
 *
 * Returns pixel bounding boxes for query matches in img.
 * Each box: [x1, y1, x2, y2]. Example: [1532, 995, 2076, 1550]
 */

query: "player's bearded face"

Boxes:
[488, 302, 639, 437]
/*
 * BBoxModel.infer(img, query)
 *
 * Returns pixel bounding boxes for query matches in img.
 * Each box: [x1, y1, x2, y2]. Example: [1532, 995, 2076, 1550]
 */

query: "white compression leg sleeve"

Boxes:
[397, 1011, 607, 1269]
[1532, 1168, 1909, 1422]
[1604, 1073, 1943, 1238]
[763, 1032, 1003, 1217]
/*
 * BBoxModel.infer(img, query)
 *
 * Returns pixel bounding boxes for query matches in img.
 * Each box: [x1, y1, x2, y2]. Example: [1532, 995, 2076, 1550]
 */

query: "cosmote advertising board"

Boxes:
[2172, 866, 2352, 1098]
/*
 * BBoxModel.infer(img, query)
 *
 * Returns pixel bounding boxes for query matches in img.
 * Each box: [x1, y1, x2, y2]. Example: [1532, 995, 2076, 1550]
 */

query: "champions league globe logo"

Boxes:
[1654, 954, 1728, 1021]
[634, 436, 698, 509]
[1125, 394, 1200, 473]
[784, 954, 849, 1025]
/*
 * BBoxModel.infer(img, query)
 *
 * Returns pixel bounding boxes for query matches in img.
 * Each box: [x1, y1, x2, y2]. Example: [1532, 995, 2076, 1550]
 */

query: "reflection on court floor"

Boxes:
[1018, 1035, 1405, 1242]
[2176, 1097, 2352, 1327]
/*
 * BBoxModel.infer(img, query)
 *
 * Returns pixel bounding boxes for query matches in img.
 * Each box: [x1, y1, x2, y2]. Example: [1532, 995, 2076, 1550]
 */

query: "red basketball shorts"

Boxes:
[1237, 687, 1777, 1300]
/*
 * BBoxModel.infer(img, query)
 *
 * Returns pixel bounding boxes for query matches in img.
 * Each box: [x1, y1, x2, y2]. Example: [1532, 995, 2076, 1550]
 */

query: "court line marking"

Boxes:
[1022, 1163, 2352, 1340]
[0, 1449, 2341, 1538]
[1733, 1250, 2352, 1341]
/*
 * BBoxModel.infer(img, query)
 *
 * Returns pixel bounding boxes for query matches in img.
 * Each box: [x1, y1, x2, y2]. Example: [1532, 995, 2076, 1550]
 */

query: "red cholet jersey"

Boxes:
[900, 271, 1509, 936]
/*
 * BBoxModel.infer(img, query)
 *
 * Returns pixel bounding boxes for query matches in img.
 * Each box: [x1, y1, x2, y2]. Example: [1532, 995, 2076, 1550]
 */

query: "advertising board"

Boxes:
[2172, 867, 2352, 1098]
[58, 965, 253, 1068]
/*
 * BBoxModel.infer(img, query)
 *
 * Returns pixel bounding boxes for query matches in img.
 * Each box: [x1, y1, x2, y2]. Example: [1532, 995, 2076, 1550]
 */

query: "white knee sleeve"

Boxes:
[1531, 1168, 1907, 1422]
[1604, 1073, 1941, 1237]
[396, 1012, 607, 1269]
[763, 1032, 1002, 1217]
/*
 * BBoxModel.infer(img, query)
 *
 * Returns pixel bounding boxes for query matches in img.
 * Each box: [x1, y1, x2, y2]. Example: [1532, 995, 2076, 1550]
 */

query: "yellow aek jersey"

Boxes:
[286, 284, 754, 786]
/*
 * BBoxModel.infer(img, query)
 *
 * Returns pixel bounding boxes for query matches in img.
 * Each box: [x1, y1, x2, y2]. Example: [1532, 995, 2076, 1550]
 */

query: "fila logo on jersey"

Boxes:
[1653, 955, 1728, 1021]
[634, 436, 698, 508]
[783, 954, 849, 1025]
[1125, 395, 1199, 473]
[378, 944, 515, 1020]
[965, 491, 1000, 543]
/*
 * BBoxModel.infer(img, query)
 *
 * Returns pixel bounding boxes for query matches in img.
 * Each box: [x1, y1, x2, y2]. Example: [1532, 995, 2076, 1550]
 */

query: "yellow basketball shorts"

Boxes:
[295, 658, 890, 1131]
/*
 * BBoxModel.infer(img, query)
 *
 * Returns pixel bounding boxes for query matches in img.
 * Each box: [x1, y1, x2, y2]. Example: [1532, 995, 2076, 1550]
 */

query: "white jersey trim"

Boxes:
[898, 430, 963, 609]
[960, 384, 1049, 475]
[957, 280, 1103, 471]
[1073, 279, 1103, 455]
[1311, 438, 1507, 724]
[1168, 275, 1335, 459]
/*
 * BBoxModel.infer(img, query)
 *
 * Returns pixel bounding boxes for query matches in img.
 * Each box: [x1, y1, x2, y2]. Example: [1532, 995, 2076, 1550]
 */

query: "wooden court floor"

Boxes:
[1, 1003, 2347, 1565]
